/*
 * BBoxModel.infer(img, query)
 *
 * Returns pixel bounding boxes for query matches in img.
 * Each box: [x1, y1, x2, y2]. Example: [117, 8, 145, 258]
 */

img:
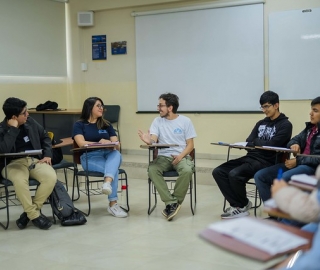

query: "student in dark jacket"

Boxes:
[0, 97, 56, 230]
[255, 96, 320, 203]
[212, 91, 292, 219]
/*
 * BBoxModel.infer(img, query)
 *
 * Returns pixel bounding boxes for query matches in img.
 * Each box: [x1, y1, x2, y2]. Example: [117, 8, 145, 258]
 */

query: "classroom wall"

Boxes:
[1, 0, 319, 159]
[66, 0, 320, 159]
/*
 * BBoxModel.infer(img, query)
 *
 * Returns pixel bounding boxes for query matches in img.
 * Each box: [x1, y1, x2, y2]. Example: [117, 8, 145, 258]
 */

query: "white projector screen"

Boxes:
[269, 7, 320, 100]
[135, 3, 264, 112]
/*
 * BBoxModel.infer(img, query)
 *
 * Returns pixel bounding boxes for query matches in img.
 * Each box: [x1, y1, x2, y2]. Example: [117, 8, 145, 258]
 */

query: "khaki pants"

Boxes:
[148, 155, 194, 205]
[1, 157, 57, 220]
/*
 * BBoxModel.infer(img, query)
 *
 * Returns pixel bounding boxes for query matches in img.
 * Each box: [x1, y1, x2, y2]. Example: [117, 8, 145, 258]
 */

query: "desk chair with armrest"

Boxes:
[221, 148, 290, 216]
[0, 178, 40, 230]
[71, 141, 129, 216]
[103, 105, 121, 151]
[148, 147, 197, 215]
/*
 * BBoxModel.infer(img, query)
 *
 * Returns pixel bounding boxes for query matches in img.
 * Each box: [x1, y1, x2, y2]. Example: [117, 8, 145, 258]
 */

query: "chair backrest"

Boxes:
[103, 105, 120, 124]
[72, 141, 81, 165]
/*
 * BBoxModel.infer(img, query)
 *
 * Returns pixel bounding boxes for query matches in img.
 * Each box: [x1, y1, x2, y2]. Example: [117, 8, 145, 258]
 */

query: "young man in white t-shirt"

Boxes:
[138, 93, 197, 221]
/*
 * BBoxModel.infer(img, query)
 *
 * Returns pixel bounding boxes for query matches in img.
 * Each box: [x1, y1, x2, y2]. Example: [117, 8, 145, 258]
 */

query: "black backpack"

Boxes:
[49, 181, 87, 226]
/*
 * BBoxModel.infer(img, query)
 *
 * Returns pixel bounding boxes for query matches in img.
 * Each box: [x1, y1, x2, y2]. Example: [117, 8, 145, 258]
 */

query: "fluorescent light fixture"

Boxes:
[131, 0, 265, 16]
[49, 0, 68, 3]
[0, 76, 67, 84]
[301, 34, 320, 40]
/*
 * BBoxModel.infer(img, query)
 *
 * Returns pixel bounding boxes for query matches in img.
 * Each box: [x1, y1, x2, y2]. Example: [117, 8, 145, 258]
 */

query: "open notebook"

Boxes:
[290, 174, 318, 186]
[199, 217, 311, 261]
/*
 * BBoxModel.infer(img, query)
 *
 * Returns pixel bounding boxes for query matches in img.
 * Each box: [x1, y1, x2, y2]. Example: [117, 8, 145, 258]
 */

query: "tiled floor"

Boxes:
[0, 165, 284, 270]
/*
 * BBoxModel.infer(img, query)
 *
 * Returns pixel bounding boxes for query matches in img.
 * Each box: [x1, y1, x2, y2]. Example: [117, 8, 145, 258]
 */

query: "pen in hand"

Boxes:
[277, 168, 283, 180]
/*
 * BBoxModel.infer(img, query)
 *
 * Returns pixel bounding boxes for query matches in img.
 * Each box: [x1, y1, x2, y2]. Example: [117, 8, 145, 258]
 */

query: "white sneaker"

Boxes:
[241, 200, 253, 212]
[107, 203, 128, 218]
[102, 182, 112, 195]
[221, 207, 249, 219]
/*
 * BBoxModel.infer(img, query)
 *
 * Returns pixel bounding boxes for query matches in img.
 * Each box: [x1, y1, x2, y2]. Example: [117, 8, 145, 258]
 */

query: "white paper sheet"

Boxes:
[262, 146, 291, 151]
[290, 174, 317, 186]
[208, 218, 308, 255]
[230, 142, 248, 147]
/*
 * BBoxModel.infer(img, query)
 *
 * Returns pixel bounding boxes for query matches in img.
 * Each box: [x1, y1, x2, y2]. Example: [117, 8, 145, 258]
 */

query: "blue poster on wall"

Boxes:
[111, 41, 127, 55]
[92, 35, 106, 60]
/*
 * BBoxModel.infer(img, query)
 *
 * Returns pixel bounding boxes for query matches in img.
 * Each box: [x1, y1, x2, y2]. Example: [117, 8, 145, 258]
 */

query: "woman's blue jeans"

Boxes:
[80, 149, 122, 202]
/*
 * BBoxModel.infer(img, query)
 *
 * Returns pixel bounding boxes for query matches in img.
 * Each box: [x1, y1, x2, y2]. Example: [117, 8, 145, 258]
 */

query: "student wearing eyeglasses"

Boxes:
[138, 93, 197, 221]
[73, 97, 127, 218]
[212, 91, 292, 219]
[0, 97, 57, 230]
[255, 96, 320, 205]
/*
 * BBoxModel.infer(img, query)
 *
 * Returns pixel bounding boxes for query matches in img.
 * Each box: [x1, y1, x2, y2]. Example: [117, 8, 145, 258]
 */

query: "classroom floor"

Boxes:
[0, 169, 287, 270]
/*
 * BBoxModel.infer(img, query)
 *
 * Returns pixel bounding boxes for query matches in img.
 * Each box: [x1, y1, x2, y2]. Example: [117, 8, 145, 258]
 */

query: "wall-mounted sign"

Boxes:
[92, 35, 106, 60]
[111, 41, 127, 55]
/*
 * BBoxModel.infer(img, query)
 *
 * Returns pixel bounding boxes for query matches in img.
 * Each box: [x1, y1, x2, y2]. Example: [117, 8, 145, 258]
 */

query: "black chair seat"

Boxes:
[76, 171, 104, 177]
[0, 178, 40, 186]
[163, 171, 179, 177]
[52, 160, 74, 170]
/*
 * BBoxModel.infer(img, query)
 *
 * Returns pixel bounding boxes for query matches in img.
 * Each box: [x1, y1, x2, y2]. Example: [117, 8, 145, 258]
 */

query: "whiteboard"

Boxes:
[135, 4, 264, 112]
[269, 8, 320, 100]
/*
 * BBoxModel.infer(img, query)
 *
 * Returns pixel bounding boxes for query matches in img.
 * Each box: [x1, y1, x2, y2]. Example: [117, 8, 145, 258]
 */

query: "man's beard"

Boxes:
[160, 111, 169, 118]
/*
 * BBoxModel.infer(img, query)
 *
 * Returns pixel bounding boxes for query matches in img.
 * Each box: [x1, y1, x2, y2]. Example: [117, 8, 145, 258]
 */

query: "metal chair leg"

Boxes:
[0, 186, 10, 230]
[190, 180, 195, 215]
[148, 179, 157, 215]
[71, 173, 80, 201]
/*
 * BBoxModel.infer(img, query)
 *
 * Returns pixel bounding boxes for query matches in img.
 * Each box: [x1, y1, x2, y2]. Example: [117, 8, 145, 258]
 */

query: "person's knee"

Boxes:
[111, 150, 121, 160]
[228, 169, 239, 181]
[178, 167, 193, 178]
[148, 164, 159, 178]
[254, 170, 262, 184]
[212, 167, 221, 179]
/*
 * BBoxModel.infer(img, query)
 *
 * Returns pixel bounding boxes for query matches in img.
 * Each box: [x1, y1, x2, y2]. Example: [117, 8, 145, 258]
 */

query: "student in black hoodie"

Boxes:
[212, 91, 292, 219]
[255, 96, 320, 203]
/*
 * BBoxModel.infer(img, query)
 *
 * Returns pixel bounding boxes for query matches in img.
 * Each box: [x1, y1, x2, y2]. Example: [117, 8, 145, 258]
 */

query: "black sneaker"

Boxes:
[264, 216, 278, 221]
[31, 215, 52, 230]
[166, 203, 181, 221]
[16, 212, 30, 229]
[162, 204, 171, 218]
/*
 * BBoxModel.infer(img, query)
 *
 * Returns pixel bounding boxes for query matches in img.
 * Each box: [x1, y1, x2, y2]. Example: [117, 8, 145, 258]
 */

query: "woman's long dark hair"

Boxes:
[79, 97, 110, 129]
